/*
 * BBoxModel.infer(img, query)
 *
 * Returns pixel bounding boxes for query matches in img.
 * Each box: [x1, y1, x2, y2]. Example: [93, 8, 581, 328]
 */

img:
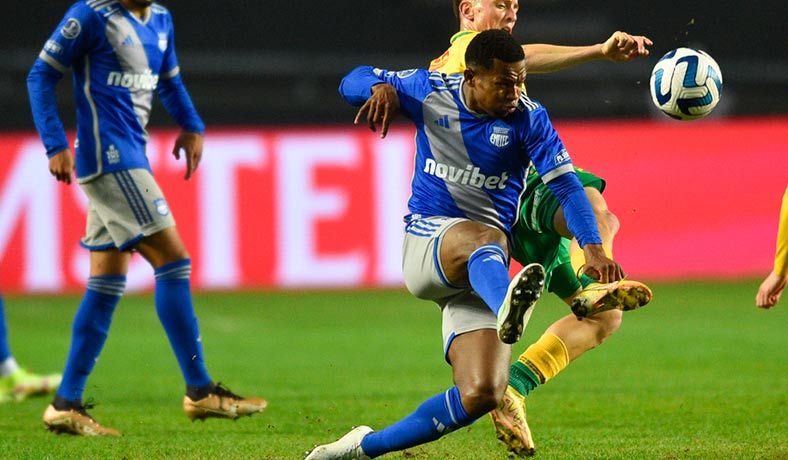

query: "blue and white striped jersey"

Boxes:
[339, 67, 575, 235]
[27, 0, 204, 182]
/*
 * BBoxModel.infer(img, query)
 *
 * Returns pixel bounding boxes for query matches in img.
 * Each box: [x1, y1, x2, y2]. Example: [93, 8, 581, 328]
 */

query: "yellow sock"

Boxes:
[516, 333, 569, 384]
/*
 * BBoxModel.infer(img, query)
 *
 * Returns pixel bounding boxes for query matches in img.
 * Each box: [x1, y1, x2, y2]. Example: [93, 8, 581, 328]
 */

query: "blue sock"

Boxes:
[154, 259, 211, 388]
[467, 243, 510, 316]
[57, 276, 125, 401]
[361, 386, 475, 458]
[0, 295, 10, 362]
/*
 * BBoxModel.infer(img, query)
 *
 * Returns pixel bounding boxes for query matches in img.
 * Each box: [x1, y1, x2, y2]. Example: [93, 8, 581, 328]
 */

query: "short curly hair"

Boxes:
[465, 29, 525, 70]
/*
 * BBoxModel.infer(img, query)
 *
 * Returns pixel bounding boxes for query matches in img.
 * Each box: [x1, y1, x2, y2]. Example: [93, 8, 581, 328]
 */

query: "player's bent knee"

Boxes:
[456, 378, 506, 417]
[458, 391, 499, 418]
[596, 209, 621, 238]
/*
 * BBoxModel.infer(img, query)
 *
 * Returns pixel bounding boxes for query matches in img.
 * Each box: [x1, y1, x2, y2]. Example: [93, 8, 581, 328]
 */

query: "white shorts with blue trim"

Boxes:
[402, 216, 498, 360]
[79, 168, 176, 251]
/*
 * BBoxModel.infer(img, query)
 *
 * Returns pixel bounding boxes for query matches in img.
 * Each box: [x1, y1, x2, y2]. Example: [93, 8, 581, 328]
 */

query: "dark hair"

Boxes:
[465, 29, 525, 70]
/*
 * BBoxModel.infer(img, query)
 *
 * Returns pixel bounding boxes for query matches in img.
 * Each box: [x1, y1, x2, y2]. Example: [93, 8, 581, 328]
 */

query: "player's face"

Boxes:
[471, 0, 519, 34]
[465, 58, 526, 118]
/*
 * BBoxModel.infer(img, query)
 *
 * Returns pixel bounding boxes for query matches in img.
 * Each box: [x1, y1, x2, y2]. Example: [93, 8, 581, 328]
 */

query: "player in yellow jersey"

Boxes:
[430, 1, 654, 456]
[756, 183, 788, 309]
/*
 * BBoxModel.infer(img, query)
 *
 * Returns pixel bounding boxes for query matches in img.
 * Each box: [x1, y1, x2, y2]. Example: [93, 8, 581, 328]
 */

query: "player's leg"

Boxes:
[305, 222, 518, 459]
[539, 169, 652, 316]
[44, 248, 128, 436]
[493, 225, 572, 455]
[506, 256, 635, 399]
[128, 169, 265, 420]
[0, 295, 12, 402]
[438, 220, 544, 344]
[305, 294, 508, 460]
[552, 175, 654, 313]
[0, 295, 62, 404]
[495, 171, 634, 456]
[360, 330, 506, 459]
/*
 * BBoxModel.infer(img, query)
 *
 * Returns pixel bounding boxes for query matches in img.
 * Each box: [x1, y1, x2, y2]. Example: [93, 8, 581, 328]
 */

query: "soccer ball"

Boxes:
[649, 47, 723, 120]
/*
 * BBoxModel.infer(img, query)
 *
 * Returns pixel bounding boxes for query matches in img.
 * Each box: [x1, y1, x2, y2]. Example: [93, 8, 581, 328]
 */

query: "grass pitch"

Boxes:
[1, 279, 787, 460]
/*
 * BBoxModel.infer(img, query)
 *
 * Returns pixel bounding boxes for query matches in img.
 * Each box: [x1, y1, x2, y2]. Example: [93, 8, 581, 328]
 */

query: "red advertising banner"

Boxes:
[1, 118, 786, 293]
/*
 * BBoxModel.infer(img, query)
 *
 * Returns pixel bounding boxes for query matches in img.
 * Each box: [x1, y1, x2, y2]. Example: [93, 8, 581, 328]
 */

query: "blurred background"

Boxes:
[2, 0, 787, 127]
[1, 1, 786, 293]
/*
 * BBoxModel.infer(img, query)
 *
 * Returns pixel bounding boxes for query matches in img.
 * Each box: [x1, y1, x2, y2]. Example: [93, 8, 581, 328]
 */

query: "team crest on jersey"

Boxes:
[158, 33, 168, 52]
[154, 198, 170, 216]
[61, 18, 81, 39]
[489, 125, 511, 148]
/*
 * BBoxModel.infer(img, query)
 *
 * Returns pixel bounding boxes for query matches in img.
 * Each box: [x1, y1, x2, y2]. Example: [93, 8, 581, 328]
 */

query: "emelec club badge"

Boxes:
[489, 125, 511, 148]
[158, 33, 168, 52]
[61, 18, 81, 39]
[154, 198, 170, 216]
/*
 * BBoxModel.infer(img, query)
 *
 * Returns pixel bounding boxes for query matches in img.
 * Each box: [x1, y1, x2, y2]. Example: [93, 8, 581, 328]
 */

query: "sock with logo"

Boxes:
[361, 386, 474, 458]
[510, 332, 569, 397]
[154, 259, 211, 388]
[467, 243, 510, 316]
[56, 276, 125, 401]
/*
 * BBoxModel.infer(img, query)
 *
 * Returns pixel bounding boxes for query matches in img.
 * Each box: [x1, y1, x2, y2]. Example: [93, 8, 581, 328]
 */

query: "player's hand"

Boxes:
[48, 149, 75, 185]
[602, 31, 652, 62]
[172, 131, 204, 180]
[756, 271, 787, 309]
[581, 244, 625, 283]
[354, 83, 400, 138]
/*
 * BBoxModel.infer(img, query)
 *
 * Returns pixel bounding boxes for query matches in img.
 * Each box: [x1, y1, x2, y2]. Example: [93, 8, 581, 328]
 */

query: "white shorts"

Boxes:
[402, 216, 498, 360]
[79, 169, 176, 251]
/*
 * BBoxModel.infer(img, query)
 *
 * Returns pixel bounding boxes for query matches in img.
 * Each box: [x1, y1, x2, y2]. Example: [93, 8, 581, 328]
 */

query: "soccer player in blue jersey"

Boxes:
[0, 294, 62, 403]
[27, 0, 266, 436]
[432, 2, 653, 455]
[305, 29, 625, 460]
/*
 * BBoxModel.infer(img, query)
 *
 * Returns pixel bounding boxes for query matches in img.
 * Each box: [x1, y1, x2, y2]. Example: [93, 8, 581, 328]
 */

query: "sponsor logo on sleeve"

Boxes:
[44, 40, 64, 55]
[553, 149, 570, 165]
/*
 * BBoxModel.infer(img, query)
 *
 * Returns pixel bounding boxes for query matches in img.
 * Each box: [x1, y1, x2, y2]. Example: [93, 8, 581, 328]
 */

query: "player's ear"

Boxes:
[463, 68, 476, 86]
[458, 0, 475, 22]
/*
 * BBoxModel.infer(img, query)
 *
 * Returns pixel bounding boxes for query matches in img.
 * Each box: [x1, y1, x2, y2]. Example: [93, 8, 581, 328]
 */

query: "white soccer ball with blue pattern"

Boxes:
[649, 47, 723, 120]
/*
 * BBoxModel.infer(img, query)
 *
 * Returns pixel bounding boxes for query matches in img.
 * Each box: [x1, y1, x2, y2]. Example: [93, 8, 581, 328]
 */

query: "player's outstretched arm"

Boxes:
[523, 31, 652, 74]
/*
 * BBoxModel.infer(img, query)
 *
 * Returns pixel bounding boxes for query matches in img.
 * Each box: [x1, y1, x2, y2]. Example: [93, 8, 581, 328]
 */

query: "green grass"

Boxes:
[1, 280, 787, 459]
